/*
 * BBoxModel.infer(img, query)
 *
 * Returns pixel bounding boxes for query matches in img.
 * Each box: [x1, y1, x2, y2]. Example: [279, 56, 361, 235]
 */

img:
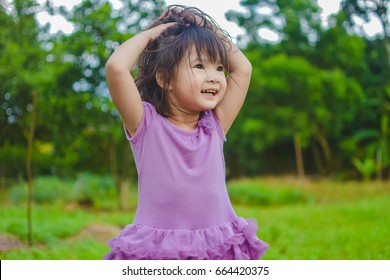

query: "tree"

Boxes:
[341, 0, 389, 38]
[26, 91, 37, 246]
[223, 0, 389, 180]
[0, 0, 60, 245]
[43, 0, 165, 209]
[341, 0, 390, 62]
[1, 0, 167, 207]
[226, 0, 322, 56]
[225, 49, 364, 177]
[339, 1, 390, 179]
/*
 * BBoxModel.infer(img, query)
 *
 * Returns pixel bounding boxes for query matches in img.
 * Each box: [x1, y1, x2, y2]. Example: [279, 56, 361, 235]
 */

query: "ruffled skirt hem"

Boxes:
[103, 217, 268, 260]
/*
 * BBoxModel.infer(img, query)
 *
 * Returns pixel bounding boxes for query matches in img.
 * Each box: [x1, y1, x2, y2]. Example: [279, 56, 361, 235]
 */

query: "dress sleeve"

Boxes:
[198, 110, 227, 142]
[124, 102, 157, 144]
[210, 110, 227, 142]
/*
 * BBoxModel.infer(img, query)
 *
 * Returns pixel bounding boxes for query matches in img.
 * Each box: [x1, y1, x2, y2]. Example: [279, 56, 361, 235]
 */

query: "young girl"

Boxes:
[103, 5, 268, 260]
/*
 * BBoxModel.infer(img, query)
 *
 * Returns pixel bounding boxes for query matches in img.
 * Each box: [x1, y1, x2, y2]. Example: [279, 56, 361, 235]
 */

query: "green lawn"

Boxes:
[231, 177, 390, 259]
[237, 195, 390, 259]
[1, 177, 389, 259]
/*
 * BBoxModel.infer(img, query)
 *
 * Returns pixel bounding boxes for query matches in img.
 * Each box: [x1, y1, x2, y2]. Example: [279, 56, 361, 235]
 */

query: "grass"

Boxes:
[231, 177, 390, 259]
[1, 176, 390, 259]
[237, 195, 390, 259]
[2, 239, 107, 260]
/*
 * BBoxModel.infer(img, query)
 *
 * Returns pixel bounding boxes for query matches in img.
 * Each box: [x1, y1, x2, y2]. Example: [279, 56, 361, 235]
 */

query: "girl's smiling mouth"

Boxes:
[201, 89, 218, 96]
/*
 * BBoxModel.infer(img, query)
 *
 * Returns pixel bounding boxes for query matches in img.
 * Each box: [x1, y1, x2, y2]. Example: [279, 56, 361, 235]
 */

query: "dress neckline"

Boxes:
[161, 111, 216, 136]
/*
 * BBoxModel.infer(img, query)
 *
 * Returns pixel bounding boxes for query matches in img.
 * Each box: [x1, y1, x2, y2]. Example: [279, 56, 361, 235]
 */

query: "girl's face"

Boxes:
[168, 45, 227, 115]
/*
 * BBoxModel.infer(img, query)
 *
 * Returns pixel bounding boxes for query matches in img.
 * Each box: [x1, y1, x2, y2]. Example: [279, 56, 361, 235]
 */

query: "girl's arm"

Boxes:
[106, 22, 176, 136]
[214, 42, 252, 135]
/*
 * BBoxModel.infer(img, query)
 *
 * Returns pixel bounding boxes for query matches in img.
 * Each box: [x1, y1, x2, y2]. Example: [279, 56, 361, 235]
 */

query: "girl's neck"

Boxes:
[167, 103, 200, 131]
[167, 113, 200, 131]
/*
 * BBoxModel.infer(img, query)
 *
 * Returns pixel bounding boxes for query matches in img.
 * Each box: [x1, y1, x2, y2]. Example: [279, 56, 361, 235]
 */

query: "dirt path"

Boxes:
[67, 224, 121, 242]
[0, 224, 121, 252]
[0, 233, 26, 251]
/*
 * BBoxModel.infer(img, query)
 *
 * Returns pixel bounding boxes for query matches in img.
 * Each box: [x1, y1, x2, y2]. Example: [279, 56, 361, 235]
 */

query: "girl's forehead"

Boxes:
[184, 45, 215, 62]
[187, 45, 202, 57]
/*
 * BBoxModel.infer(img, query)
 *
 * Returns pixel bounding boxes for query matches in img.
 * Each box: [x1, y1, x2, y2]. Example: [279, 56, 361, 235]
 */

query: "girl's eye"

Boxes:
[217, 66, 224, 72]
[194, 64, 204, 69]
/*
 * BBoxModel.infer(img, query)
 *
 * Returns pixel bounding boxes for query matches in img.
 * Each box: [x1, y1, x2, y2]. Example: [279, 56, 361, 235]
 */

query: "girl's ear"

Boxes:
[156, 69, 174, 90]
[156, 69, 167, 89]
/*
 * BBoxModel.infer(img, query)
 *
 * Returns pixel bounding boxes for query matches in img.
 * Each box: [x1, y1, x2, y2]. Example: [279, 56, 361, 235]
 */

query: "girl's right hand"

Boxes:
[106, 21, 176, 137]
[144, 22, 177, 41]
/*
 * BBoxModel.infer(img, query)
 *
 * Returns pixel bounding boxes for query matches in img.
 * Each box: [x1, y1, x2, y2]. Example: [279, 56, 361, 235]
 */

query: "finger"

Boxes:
[148, 22, 177, 40]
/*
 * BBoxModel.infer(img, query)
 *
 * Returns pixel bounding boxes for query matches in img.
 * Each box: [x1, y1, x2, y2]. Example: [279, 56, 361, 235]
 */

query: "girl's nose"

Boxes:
[205, 70, 220, 83]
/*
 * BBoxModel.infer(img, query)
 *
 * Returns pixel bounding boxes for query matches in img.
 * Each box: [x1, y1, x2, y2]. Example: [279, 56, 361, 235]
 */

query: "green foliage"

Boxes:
[226, 0, 322, 53]
[0, 0, 389, 180]
[315, 13, 366, 77]
[0, 0, 157, 179]
[224, 0, 389, 179]
[341, 0, 390, 38]
[0, 142, 26, 177]
[226, 49, 364, 176]
[340, 113, 390, 180]
[7, 174, 119, 210]
[73, 173, 117, 209]
[352, 157, 376, 181]
[8, 177, 74, 204]
[227, 180, 313, 206]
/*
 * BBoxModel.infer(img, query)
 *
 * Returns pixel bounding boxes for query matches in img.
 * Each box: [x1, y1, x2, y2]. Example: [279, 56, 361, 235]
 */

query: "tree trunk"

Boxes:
[109, 140, 132, 211]
[118, 144, 132, 211]
[26, 91, 37, 247]
[376, 149, 382, 182]
[313, 127, 333, 175]
[294, 132, 305, 180]
[119, 179, 129, 211]
[312, 140, 326, 175]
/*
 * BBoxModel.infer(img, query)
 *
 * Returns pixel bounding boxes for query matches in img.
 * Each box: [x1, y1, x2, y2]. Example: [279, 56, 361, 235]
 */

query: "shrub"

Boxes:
[73, 173, 117, 209]
[227, 181, 312, 206]
[8, 177, 74, 204]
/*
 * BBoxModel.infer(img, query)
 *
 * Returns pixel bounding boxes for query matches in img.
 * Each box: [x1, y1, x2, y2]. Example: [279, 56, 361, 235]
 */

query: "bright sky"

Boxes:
[36, 0, 384, 41]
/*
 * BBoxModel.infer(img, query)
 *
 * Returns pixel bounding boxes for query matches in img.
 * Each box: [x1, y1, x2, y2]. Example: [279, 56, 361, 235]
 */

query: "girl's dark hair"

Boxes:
[135, 5, 231, 117]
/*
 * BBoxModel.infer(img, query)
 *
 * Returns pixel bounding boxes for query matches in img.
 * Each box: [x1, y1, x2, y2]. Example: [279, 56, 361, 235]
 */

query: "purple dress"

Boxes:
[104, 102, 268, 260]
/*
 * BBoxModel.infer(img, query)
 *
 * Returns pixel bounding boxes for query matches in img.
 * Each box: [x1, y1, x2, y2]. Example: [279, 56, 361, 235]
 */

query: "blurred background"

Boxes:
[0, 0, 389, 259]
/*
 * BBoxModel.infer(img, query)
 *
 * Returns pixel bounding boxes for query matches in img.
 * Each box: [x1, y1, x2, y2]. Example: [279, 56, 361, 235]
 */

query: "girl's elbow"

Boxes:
[236, 56, 252, 76]
[240, 61, 252, 78]
[105, 58, 119, 75]
[244, 57, 252, 74]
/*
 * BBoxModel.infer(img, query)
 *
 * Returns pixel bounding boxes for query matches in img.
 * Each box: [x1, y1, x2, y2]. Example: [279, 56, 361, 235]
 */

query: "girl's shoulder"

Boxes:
[125, 102, 157, 143]
[199, 110, 226, 141]
[143, 101, 158, 115]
